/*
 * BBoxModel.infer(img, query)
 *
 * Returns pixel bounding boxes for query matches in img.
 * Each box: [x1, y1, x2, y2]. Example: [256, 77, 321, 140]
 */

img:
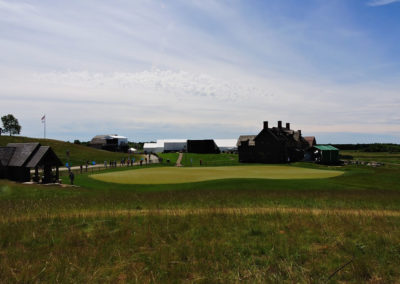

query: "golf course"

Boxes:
[1, 147, 400, 282]
[91, 165, 343, 184]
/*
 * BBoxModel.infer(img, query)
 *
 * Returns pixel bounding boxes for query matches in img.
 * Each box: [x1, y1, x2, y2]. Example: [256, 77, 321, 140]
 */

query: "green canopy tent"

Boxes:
[313, 145, 339, 164]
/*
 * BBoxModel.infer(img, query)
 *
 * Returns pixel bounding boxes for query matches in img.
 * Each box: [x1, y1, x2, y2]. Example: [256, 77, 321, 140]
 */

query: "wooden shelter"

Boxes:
[0, 143, 62, 183]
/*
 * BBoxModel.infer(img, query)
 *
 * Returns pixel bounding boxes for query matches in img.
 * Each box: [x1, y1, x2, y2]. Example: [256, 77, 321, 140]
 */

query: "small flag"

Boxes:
[41, 115, 45, 123]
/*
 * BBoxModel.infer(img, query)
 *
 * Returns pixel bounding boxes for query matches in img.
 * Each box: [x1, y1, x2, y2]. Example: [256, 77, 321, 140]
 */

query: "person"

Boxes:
[104, 161, 107, 168]
[80, 164, 83, 174]
[69, 171, 75, 185]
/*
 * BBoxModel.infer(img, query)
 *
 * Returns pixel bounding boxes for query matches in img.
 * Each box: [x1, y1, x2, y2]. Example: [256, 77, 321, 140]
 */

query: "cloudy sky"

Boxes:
[1, 0, 399, 143]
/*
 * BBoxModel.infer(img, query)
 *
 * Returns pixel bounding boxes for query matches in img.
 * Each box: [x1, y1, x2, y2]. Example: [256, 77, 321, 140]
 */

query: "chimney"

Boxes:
[298, 130, 301, 136]
[263, 121, 268, 129]
[278, 121, 282, 129]
[286, 122, 290, 129]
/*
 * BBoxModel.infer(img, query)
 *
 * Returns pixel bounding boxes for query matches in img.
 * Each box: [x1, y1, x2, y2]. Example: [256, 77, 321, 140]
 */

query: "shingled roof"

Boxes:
[237, 135, 256, 147]
[0, 147, 15, 167]
[26, 146, 62, 168]
[6, 143, 40, 167]
[0, 143, 62, 168]
[304, 136, 316, 148]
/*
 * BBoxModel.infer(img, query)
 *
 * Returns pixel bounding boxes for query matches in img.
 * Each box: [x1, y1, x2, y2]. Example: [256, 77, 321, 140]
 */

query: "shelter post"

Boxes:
[34, 166, 39, 182]
[56, 166, 59, 181]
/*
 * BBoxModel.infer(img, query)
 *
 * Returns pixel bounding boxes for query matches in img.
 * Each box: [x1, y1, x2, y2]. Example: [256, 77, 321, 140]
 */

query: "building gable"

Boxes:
[6, 143, 41, 167]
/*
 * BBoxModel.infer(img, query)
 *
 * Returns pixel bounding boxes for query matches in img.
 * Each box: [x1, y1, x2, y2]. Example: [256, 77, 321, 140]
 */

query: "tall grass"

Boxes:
[1, 161, 400, 282]
[0, 213, 399, 282]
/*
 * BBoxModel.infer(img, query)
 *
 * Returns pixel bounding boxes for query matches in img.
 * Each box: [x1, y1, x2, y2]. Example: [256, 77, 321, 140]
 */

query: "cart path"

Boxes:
[176, 152, 183, 167]
[2, 207, 400, 223]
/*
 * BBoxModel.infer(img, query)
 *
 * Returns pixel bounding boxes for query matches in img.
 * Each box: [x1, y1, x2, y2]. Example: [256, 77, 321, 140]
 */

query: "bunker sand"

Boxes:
[90, 165, 343, 184]
[2, 207, 400, 223]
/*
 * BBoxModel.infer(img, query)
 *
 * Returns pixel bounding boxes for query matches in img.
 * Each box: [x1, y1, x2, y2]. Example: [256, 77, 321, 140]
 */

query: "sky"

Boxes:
[0, 0, 399, 143]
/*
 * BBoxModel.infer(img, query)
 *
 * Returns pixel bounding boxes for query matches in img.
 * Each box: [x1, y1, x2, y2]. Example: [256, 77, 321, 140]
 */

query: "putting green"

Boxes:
[90, 165, 343, 184]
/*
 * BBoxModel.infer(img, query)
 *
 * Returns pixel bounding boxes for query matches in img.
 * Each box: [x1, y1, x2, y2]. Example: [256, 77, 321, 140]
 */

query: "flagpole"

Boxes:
[42, 114, 46, 139]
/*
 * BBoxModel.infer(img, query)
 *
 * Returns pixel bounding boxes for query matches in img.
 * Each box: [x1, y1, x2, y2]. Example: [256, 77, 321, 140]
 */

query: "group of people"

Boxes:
[119, 157, 136, 166]
[67, 155, 153, 185]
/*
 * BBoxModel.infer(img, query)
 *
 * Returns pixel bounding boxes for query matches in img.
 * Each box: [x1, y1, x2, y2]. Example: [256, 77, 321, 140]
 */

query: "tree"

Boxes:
[1, 114, 21, 136]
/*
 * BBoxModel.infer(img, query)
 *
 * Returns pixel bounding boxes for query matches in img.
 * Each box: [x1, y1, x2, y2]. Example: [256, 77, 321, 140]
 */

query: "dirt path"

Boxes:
[176, 152, 183, 167]
[2, 207, 400, 223]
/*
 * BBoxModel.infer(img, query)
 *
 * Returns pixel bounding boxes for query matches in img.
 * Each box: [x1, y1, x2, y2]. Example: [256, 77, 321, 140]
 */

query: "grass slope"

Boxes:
[90, 165, 343, 184]
[0, 136, 140, 166]
[181, 153, 239, 166]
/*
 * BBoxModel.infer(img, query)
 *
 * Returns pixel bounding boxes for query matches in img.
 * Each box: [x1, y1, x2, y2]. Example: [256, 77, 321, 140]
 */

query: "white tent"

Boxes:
[214, 139, 238, 152]
[143, 142, 164, 153]
[161, 139, 187, 152]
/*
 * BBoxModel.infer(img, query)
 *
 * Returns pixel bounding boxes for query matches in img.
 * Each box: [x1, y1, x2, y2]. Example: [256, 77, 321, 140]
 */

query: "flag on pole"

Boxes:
[41, 115, 45, 123]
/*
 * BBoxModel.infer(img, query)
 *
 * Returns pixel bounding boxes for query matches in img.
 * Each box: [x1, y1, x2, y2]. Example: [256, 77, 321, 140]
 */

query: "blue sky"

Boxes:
[0, 0, 399, 143]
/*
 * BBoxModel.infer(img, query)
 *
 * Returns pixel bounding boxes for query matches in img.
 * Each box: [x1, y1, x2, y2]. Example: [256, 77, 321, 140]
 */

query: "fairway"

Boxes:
[90, 165, 343, 184]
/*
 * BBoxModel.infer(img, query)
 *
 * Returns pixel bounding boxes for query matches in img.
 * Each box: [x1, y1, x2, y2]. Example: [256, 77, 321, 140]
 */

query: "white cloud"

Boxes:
[367, 0, 400, 6]
[0, 0, 36, 14]
[0, 1, 399, 142]
[1, 67, 399, 141]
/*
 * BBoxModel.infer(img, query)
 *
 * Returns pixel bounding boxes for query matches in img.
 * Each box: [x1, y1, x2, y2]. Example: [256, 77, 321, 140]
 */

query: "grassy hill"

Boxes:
[0, 136, 140, 166]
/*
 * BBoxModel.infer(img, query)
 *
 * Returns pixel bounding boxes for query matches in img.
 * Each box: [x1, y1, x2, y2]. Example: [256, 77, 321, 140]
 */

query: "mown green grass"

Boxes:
[157, 152, 239, 166]
[180, 153, 239, 166]
[90, 165, 343, 184]
[0, 136, 141, 166]
[157, 152, 180, 165]
[1, 160, 400, 282]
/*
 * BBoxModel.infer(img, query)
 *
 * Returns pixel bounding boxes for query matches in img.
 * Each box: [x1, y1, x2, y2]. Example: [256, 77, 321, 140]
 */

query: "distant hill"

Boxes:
[0, 136, 140, 166]
[333, 143, 400, 152]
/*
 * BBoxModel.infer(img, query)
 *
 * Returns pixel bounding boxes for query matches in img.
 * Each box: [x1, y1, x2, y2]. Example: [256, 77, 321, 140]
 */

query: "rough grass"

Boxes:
[0, 213, 399, 282]
[0, 136, 141, 166]
[90, 165, 343, 184]
[1, 160, 400, 282]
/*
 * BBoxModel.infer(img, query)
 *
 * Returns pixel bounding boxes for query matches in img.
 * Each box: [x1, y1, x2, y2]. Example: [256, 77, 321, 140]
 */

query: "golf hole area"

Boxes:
[90, 165, 343, 185]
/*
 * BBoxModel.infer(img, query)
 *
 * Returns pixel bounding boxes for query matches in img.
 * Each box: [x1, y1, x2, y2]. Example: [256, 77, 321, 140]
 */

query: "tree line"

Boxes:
[333, 144, 400, 152]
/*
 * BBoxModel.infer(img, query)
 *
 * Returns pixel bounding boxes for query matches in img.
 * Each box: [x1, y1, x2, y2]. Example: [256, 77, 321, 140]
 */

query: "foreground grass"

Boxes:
[1, 213, 399, 282]
[1, 162, 400, 282]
